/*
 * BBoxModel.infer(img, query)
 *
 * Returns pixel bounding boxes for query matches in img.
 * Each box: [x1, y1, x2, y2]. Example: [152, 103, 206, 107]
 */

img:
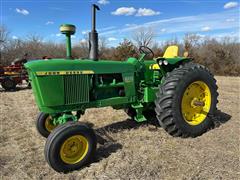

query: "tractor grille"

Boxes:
[63, 75, 90, 105]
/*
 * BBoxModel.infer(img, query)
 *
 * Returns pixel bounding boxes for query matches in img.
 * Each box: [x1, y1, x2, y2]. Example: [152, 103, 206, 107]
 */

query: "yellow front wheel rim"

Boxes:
[45, 116, 57, 132]
[60, 135, 89, 164]
[181, 81, 211, 126]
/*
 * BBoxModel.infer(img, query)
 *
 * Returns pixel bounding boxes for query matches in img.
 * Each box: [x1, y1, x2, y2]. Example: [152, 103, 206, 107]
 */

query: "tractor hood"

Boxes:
[25, 58, 136, 74]
[24, 58, 139, 113]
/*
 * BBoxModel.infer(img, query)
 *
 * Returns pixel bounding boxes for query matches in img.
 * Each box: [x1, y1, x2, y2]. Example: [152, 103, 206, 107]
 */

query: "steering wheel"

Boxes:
[139, 46, 154, 59]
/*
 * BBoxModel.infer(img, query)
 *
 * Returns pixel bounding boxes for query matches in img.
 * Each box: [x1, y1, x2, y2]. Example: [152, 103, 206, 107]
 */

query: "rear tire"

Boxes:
[44, 121, 97, 172]
[154, 63, 218, 137]
[1, 78, 16, 91]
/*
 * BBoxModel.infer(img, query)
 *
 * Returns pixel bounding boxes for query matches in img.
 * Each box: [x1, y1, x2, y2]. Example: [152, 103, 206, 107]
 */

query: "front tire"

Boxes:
[44, 122, 97, 172]
[36, 112, 57, 138]
[155, 63, 218, 137]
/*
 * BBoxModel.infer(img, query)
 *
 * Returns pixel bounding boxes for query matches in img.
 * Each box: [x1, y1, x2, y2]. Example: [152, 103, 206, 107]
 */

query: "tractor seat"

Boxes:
[153, 45, 179, 63]
[163, 45, 179, 58]
[155, 45, 189, 61]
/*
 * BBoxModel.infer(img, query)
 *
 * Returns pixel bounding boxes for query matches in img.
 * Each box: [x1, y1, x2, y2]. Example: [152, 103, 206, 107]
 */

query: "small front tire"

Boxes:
[36, 112, 56, 138]
[44, 121, 97, 172]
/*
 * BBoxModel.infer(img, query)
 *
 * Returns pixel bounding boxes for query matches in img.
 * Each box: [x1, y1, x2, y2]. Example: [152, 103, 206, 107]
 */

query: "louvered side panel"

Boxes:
[64, 75, 89, 105]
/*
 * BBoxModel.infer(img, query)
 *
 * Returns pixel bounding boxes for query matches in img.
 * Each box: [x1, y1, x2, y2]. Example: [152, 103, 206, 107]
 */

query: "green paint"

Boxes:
[53, 113, 78, 125]
[143, 87, 158, 103]
[25, 47, 189, 123]
[131, 103, 146, 122]
[66, 34, 72, 59]
[165, 57, 189, 64]
[60, 24, 76, 59]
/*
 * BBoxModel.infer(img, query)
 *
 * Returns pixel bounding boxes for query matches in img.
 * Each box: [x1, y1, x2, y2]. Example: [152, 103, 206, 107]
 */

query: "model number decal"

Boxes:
[36, 70, 94, 76]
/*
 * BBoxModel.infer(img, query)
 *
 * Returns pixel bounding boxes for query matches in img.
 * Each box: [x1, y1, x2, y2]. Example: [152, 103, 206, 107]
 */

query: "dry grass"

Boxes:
[0, 76, 239, 179]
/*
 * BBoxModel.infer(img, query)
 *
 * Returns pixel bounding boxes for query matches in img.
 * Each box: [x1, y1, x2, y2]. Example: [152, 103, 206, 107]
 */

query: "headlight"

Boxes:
[163, 60, 168, 65]
[158, 60, 163, 65]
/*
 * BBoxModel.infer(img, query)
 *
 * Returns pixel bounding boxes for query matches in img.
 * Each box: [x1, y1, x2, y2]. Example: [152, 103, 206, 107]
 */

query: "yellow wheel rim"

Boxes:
[60, 135, 89, 164]
[181, 81, 211, 126]
[44, 116, 57, 132]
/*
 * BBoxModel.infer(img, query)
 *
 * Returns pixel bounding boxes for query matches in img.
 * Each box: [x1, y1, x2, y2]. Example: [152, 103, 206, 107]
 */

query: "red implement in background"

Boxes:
[0, 57, 29, 91]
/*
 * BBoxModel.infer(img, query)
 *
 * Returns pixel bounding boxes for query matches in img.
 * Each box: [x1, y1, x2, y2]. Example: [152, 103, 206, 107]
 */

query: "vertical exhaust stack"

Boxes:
[89, 4, 100, 61]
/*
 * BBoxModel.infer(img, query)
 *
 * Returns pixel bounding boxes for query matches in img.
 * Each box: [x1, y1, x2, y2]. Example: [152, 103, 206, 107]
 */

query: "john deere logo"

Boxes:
[36, 70, 94, 76]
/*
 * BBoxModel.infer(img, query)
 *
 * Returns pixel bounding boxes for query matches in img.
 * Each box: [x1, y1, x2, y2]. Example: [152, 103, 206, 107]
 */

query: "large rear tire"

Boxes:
[155, 63, 218, 137]
[44, 122, 97, 172]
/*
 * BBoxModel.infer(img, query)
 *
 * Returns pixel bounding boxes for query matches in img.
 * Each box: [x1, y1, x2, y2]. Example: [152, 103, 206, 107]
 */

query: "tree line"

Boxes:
[0, 26, 239, 76]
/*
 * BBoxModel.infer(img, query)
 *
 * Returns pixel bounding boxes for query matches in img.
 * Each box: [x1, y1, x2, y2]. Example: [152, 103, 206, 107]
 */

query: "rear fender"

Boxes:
[156, 57, 192, 66]
[170, 57, 190, 65]
[154, 57, 192, 75]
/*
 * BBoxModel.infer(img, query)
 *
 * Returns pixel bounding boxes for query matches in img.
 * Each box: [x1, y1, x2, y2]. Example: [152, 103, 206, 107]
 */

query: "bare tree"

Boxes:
[24, 34, 44, 58]
[98, 36, 108, 58]
[184, 33, 201, 51]
[78, 39, 89, 58]
[0, 26, 10, 64]
[151, 41, 163, 57]
[0, 25, 10, 51]
[99, 36, 108, 51]
[132, 27, 155, 48]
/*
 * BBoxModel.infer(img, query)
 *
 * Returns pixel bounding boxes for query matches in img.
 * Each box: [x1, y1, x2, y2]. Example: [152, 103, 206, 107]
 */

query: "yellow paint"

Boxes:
[163, 45, 179, 58]
[183, 51, 189, 57]
[44, 115, 56, 132]
[60, 135, 89, 164]
[149, 64, 160, 70]
[36, 70, 94, 76]
[4, 72, 20, 75]
[181, 81, 211, 126]
[60, 26, 76, 33]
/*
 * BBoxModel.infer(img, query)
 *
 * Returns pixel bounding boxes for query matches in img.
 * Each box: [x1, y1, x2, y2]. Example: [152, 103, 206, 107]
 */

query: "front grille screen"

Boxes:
[63, 75, 90, 105]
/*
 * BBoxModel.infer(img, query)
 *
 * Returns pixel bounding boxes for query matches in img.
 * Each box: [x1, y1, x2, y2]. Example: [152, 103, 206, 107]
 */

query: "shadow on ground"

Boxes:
[83, 118, 159, 163]
[88, 109, 231, 163]
[212, 109, 232, 128]
[0, 86, 31, 92]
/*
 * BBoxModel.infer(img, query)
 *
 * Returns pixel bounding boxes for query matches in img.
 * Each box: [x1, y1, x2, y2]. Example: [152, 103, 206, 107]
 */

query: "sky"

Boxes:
[1, 0, 240, 46]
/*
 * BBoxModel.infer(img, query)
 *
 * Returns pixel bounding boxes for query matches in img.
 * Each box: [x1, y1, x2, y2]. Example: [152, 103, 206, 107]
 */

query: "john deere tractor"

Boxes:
[25, 4, 218, 172]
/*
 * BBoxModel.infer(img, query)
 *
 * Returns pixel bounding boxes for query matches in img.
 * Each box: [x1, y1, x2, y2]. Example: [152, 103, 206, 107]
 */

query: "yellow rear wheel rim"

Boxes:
[181, 81, 211, 126]
[44, 116, 57, 132]
[60, 135, 89, 164]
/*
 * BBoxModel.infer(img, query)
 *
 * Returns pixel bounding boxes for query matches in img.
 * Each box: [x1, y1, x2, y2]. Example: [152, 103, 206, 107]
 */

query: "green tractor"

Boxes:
[25, 4, 218, 172]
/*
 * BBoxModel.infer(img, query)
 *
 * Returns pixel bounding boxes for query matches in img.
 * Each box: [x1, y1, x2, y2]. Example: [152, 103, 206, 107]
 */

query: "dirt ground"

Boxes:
[0, 76, 239, 180]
